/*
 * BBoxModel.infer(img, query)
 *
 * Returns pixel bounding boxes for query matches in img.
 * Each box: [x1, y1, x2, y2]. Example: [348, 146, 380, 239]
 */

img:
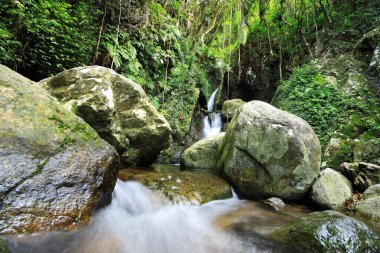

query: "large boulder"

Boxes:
[221, 99, 245, 120]
[180, 133, 225, 171]
[0, 65, 118, 234]
[272, 210, 380, 253]
[118, 169, 231, 204]
[310, 168, 353, 211]
[353, 184, 380, 222]
[217, 101, 321, 200]
[40, 66, 171, 166]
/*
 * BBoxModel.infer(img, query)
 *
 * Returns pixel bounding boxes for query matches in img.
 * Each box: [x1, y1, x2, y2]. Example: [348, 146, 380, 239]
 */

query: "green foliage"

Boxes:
[0, 0, 100, 78]
[272, 62, 380, 148]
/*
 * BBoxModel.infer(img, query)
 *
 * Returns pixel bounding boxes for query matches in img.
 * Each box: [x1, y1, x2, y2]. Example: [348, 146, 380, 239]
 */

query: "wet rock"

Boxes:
[354, 184, 380, 222]
[0, 238, 10, 253]
[180, 133, 225, 171]
[217, 101, 321, 200]
[310, 168, 353, 211]
[221, 99, 245, 120]
[0, 65, 118, 234]
[339, 162, 380, 191]
[40, 66, 171, 166]
[118, 169, 231, 204]
[272, 210, 380, 253]
[264, 197, 285, 211]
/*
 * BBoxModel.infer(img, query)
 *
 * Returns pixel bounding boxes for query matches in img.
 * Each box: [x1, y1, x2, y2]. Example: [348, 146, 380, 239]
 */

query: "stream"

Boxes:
[3, 164, 311, 253]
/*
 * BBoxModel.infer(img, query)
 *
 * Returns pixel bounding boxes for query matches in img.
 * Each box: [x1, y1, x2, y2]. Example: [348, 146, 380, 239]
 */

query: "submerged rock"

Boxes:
[217, 101, 321, 200]
[221, 99, 245, 120]
[118, 169, 231, 204]
[264, 197, 285, 211]
[310, 168, 353, 211]
[180, 133, 225, 171]
[0, 65, 118, 234]
[272, 210, 380, 253]
[339, 162, 380, 191]
[40, 66, 171, 166]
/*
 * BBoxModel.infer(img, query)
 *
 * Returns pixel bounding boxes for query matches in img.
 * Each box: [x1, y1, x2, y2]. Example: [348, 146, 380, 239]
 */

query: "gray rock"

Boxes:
[310, 168, 353, 211]
[339, 162, 380, 191]
[264, 197, 285, 210]
[354, 196, 380, 222]
[40, 66, 171, 166]
[0, 65, 118, 234]
[217, 101, 321, 200]
[180, 133, 225, 171]
[363, 184, 380, 199]
[354, 184, 380, 222]
[272, 210, 380, 253]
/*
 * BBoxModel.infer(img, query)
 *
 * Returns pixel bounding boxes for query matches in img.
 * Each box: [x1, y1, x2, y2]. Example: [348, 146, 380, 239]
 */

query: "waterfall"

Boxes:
[203, 89, 222, 138]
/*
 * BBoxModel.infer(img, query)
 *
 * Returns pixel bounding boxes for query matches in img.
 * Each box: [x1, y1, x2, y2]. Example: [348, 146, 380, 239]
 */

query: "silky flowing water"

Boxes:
[4, 164, 310, 253]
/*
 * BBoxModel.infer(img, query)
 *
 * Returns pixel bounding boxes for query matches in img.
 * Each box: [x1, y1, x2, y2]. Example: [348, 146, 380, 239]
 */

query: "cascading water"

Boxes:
[203, 89, 223, 138]
[6, 180, 303, 253]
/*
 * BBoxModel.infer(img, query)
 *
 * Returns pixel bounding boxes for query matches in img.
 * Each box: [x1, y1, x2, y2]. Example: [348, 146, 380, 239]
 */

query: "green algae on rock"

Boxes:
[118, 169, 231, 204]
[221, 99, 246, 120]
[0, 64, 118, 234]
[272, 210, 380, 253]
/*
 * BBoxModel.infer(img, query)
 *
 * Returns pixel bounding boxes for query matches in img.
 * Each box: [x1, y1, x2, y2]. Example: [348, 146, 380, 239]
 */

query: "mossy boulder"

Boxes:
[180, 133, 225, 171]
[353, 184, 380, 222]
[217, 101, 321, 200]
[310, 169, 353, 211]
[221, 99, 245, 120]
[272, 210, 380, 253]
[118, 169, 231, 204]
[40, 66, 171, 166]
[0, 65, 118, 234]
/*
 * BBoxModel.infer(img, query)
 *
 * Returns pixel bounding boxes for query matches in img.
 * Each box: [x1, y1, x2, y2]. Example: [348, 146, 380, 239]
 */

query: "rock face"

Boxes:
[0, 65, 118, 234]
[41, 66, 171, 166]
[354, 184, 380, 222]
[339, 162, 380, 191]
[221, 99, 245, 120]
[118, 169, 231, 204]
[310, 168, 353, 211]
[273, 210, 380, 253]
[217, 101, 321, 200]
[180, 133, 225, 171]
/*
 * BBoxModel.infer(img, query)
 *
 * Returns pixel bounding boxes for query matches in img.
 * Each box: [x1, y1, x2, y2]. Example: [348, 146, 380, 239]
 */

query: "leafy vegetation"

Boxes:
[272, 62, 380, 148]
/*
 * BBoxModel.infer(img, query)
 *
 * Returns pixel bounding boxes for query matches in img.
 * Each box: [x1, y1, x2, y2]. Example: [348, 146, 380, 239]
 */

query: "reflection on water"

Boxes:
[4, 180, 306, 253]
